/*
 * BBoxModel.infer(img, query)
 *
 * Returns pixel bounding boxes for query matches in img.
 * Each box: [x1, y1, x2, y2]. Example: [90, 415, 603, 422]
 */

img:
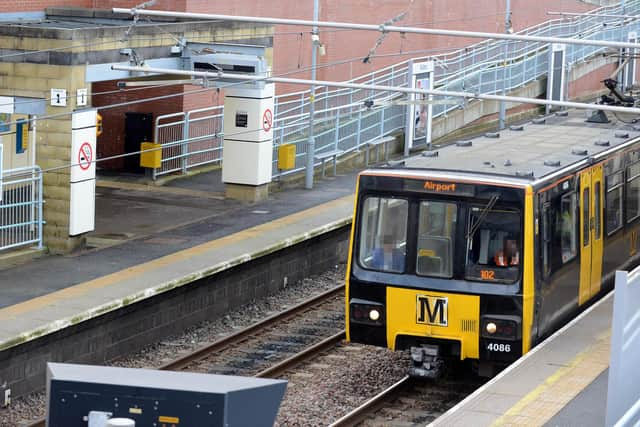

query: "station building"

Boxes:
[0, 0, 625, 254]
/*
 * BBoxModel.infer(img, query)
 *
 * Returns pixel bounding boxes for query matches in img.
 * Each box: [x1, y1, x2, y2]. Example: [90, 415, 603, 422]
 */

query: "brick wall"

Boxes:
[0, 1, 184, 12]
[91, 81, 186, 170]
[185, 0, 600, 94]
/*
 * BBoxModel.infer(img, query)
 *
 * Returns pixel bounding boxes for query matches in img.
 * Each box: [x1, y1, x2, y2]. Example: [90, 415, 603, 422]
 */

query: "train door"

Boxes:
[578, 165, 604, 305]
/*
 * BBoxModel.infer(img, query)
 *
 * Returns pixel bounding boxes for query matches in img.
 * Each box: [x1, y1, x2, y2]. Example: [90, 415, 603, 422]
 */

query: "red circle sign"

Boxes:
[78, 142, 93, 171]
[263, 108, 273, 132]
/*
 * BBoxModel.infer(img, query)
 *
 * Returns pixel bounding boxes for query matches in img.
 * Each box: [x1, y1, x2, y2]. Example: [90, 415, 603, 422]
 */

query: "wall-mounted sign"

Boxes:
[76, 89, 88, 107]
[51, 88, 67, 107]
[0, 96, 14, 114]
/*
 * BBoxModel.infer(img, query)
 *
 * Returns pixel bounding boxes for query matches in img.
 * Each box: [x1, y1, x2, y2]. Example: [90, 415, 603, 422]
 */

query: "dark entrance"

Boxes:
[124, 112, 153, 173]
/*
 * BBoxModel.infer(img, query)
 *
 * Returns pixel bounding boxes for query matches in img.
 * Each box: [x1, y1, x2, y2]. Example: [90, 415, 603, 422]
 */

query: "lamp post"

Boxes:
[305, 0, 319, 190]
[498, 0, 512, 130]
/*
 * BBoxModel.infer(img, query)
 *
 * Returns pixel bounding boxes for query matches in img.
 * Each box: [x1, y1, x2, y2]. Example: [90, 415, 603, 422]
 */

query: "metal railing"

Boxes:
[152, 0, 640, 180]
[153, 106, 224, 179]
[0, 166, 44, 252]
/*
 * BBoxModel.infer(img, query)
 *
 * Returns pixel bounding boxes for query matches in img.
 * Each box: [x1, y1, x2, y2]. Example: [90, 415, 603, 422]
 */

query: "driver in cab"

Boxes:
[371, 233, 405, 271]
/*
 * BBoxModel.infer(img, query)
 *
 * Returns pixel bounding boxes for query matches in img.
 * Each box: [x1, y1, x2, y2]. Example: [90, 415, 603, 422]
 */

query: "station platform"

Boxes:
[0, 168, 356, 354]
[432, 291, 613, 427]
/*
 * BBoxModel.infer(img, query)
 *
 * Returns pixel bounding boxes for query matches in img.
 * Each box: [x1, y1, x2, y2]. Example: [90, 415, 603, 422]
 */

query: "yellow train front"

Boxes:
[345, 171, 534, 377]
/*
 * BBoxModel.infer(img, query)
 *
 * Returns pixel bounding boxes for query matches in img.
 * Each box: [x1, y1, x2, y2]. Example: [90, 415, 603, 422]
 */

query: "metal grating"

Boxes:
[461, 319, 477, 333]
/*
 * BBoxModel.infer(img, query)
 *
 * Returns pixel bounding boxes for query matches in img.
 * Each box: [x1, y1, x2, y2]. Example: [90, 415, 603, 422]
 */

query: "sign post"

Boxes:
[69, 110, 97, 236]
[405, 60, 434, 156]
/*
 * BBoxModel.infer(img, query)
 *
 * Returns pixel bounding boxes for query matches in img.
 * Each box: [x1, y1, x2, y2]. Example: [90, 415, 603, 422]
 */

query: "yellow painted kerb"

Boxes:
[493, 330, 610, 427]
[0, 195, 354, 322]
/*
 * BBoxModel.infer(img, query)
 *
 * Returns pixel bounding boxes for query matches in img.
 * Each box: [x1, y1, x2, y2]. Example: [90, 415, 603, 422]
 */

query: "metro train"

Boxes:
[345, 110, 640, 377]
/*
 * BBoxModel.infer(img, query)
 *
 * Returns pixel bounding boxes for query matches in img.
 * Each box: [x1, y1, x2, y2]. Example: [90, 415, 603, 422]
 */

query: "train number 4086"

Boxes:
[487, 343, 511, 352]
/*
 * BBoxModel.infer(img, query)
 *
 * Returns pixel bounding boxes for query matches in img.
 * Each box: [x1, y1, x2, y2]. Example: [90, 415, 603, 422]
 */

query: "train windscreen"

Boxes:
[355, 176, 524, 285]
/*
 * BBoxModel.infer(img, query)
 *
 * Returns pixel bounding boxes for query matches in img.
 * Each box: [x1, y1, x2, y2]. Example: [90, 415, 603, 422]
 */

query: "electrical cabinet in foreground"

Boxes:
[46, 363, 287, 427]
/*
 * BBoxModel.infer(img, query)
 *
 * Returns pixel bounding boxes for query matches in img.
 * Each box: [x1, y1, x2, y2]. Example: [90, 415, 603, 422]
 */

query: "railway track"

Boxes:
[26, 285, 345, 427]
[330, 371, 484, 427]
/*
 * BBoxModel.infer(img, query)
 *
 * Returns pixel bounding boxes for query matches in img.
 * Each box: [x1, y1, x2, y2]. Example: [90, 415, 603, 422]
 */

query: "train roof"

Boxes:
[370, 109, 640, 187]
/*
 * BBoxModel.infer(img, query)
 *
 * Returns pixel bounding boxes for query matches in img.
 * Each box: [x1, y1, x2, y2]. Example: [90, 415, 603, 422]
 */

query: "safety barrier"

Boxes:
[152, 1, 640, 180]
[606, 267, 640, 427]
[0, 166, 43, 252]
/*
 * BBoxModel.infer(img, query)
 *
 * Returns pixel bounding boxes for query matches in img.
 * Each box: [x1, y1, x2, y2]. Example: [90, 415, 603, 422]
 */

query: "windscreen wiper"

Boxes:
[466, 194, 500, 241]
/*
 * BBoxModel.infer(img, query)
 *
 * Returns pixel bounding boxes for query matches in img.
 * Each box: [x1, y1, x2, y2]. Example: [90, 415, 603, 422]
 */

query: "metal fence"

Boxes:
[0, 166, 44, 252]
[153, 106, 223, 179]
[152, 0, 640, 179]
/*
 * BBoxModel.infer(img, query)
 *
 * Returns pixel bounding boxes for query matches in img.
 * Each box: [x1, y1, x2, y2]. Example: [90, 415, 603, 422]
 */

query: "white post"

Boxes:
[305, 0, 319, 190]
[499, 0, 511, 130]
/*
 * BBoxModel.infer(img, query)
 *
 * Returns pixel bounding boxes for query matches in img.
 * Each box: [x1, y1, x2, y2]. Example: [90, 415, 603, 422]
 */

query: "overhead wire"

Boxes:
[1, 6, 628, 178]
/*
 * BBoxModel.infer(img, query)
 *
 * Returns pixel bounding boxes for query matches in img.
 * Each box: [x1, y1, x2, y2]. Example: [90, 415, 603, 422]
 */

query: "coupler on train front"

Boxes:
[409, 344, 445, 379]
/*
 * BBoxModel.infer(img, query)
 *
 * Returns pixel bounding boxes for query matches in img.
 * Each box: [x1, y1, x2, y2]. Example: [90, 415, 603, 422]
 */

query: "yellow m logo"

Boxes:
[416, 295, 448, 326]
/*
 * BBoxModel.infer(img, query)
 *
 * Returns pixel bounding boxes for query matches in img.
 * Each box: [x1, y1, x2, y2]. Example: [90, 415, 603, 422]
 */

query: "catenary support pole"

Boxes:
[306, 0, 319, 189]
[499, 0, 511, 130]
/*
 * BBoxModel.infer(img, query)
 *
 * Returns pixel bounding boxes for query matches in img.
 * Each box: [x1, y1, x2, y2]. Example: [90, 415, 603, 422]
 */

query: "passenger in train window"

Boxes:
[371, 233, 405, 272]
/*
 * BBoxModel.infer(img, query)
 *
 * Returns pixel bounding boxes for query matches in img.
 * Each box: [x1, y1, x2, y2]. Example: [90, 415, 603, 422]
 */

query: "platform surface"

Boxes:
[432, 292, 613, 427]
[0, 169, 357, 351]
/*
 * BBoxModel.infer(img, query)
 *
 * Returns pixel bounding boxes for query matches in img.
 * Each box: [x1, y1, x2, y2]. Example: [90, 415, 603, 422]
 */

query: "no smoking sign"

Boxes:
[78, 142, 93, 171]
[262, 108, 273, 132]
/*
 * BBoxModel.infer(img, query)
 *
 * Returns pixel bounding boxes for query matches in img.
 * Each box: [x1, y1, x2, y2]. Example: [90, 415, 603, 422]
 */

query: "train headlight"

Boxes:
[486, 322, 497, 334]
[349, 299, 384, 325]
[481, 315, 522, 340]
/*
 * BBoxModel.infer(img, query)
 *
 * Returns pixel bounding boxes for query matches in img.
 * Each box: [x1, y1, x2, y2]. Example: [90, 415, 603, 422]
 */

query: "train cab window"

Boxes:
[606, 172, 624, 234]
[465, 207, 521, 283]
[358, 197, 408, 273]
[627, 163, 640, 223]
[416, 201, 457, 278]
[559, 192, 578, 263]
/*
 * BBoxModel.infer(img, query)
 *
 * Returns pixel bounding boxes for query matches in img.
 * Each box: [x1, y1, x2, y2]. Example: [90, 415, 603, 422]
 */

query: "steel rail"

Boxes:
[255, 331, 345, 378]
[24, 284, 345, 427]
[160, 284, 344, 370]
[328, 375, 412, 427]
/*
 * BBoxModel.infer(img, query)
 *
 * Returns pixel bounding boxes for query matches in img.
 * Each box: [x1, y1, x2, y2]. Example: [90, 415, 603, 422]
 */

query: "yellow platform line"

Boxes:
[492, 330, 611, 427]
[0, 195, 353, 322]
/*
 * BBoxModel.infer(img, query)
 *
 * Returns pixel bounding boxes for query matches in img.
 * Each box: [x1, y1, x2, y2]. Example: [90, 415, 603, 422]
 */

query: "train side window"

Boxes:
[416, 201, 456, 278]
[358, 197, 408, 273]
[583, 187, 590, 247]
[606, 172, 624, 234]
[594, 182, 601, 240]
[542, 205, 551, 278]
[627, 162, 640, 223]
[559, 192, 577, 263]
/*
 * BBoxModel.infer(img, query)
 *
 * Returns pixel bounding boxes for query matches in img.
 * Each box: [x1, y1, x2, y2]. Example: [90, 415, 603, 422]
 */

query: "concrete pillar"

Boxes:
[222, 83, 275, 202]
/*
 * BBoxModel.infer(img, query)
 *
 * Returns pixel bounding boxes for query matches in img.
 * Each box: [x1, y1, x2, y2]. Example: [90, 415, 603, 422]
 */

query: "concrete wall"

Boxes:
[0, 226, 349, 400]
